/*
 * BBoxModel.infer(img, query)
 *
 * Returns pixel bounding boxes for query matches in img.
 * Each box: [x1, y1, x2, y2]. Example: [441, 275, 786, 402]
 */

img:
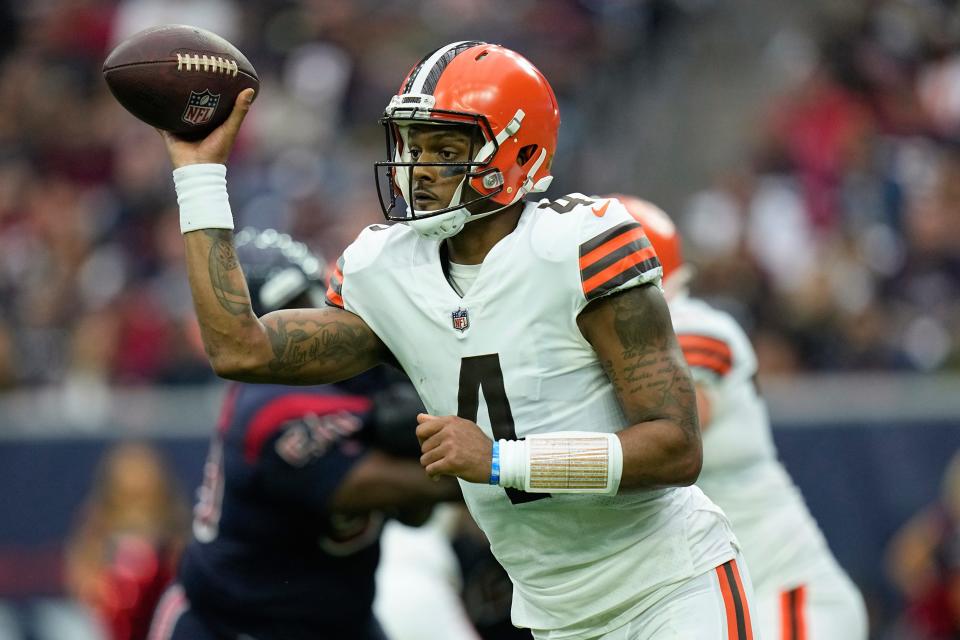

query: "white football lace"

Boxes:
[176, 53, 239, 77]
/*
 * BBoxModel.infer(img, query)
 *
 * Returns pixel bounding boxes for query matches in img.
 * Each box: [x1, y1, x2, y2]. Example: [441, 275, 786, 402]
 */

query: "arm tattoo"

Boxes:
[602, 289, 698, 440]
[204, 230, 250, 315]
[265, 316, 376, 374]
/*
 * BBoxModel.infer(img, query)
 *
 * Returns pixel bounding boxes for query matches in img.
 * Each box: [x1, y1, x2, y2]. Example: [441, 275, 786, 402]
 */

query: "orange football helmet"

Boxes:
[605, 194, 684, 280]
[376, 41, 560, 238]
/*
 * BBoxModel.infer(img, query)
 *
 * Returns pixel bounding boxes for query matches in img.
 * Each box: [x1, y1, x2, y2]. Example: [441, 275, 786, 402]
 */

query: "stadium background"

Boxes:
[0, 0, 959, 638]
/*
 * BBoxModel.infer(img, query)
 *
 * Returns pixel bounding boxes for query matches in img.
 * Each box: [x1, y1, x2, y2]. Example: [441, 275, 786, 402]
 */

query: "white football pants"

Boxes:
[535, 553, 759, 640]
[753, 558, 867, 640]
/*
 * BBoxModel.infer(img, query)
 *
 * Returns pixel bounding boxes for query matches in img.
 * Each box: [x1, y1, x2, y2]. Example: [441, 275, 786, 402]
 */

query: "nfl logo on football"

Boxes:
[451, 308, 469, 332]
[182, 89, 221, 125]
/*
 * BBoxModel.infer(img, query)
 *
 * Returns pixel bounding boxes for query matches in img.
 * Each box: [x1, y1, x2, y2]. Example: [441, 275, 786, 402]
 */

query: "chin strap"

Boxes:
[509, 147, 552, 205]
[407, 200, 507, 240]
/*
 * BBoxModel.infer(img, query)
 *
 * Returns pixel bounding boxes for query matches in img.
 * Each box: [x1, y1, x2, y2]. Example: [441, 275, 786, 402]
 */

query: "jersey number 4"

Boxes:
[536, 194, 595, 214]
[457, 354, 548, 505]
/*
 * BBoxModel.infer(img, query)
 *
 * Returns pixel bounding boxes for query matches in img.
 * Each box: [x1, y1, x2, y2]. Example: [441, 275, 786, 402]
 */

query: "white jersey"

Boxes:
[374, 506, 480, 640]
[670, 295, 836, 592]
[330, 196, 737, 637]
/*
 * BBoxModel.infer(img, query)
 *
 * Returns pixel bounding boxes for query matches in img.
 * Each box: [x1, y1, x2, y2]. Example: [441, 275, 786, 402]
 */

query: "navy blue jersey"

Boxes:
[177, 376, 386, 638]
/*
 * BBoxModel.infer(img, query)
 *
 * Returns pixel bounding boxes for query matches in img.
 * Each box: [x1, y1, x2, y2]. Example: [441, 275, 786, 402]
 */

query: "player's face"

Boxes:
[406, 124, 480, 211]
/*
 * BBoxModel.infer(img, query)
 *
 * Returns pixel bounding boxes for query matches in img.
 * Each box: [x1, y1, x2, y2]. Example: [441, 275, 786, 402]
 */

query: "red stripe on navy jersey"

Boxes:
[147, 585, 187, 640]
[216, 383, 241, 436]
[243, 394, 371, 463]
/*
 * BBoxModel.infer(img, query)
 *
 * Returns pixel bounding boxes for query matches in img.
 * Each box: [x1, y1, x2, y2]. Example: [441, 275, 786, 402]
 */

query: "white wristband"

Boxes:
[498, 439, 528, 490]
[498, 432, 623, 495]
[172, 163, 234, 234]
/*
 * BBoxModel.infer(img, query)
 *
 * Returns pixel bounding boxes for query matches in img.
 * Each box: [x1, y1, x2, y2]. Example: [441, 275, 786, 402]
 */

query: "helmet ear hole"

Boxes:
[517, 144, 538, 167]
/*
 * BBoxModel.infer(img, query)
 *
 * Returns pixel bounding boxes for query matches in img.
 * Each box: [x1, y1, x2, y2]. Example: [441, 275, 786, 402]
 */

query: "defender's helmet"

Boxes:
[606, 194, 684, 280]
[376, 41, 561, 239]
[233, 227, 327, 316]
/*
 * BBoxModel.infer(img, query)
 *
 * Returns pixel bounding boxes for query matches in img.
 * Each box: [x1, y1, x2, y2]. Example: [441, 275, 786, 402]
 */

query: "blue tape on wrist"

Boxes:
[489, 440, 500, 485]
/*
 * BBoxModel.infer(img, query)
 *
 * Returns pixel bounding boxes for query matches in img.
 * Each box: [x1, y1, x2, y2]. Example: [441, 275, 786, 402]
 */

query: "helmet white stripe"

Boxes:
[408, 41, 473, 95]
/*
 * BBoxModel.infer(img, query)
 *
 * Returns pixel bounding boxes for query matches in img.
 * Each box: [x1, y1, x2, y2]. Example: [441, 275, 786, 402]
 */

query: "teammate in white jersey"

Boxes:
[612, 194, 869, 640]
[157, 42, 756, 638]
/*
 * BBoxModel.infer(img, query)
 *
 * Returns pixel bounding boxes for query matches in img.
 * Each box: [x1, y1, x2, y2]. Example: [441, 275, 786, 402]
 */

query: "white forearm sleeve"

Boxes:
[498, 432, 623, 495]
[172, 163, 234, 234]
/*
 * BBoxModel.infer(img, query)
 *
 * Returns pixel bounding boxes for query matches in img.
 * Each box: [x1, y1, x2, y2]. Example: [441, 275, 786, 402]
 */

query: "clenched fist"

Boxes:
[416, 414, 494, 484]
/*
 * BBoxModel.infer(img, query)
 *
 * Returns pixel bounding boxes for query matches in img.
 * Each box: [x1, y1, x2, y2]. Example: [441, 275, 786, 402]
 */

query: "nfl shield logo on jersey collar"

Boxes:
[451, 308, 469, 332]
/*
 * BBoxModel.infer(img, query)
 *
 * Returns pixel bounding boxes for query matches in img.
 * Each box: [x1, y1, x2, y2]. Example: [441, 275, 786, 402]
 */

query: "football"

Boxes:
[103, 24, 259, 139]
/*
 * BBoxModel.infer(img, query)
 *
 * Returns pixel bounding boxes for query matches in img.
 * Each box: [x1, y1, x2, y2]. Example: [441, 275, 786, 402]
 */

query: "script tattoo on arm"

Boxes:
[181, 230, 384, 384]
[599, 287, 698, 444]
[204, 230, 250, 315]
[264, 313, 380, 375]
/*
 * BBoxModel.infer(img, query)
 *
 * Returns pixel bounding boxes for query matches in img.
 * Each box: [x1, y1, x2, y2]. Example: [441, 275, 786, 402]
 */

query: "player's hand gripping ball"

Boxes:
[103, 24, 259, 139]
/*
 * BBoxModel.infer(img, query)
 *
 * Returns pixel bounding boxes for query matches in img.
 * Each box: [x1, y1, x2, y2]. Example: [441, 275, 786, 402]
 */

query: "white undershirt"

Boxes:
[447, 261, 482, 297]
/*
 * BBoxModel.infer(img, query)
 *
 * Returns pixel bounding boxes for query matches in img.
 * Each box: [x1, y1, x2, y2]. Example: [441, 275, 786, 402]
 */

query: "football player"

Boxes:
[374, 504, 487, 640]
[157, 43, 756, 638]
[376, 502, 535, 640]
[147, 228, 461, 640]
[610, 195, 869, 639]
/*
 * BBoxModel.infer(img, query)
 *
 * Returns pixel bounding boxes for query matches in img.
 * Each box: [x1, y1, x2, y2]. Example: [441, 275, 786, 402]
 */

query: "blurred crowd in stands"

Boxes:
[0, 0, 958, 390]
[685, 0, 960, 374]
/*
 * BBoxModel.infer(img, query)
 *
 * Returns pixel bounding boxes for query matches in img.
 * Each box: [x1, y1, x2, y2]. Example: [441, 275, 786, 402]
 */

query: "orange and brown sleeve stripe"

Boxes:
[325, 255, 345, 309]
[579, 221, 661, 301]
[716, 558, 754, 640]
[679, 334, 733, 376]
[780, 586, 807, 640]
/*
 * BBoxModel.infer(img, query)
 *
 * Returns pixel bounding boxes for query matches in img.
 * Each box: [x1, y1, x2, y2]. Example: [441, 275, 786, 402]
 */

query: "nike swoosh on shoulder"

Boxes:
[591, 200, 610, 217]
